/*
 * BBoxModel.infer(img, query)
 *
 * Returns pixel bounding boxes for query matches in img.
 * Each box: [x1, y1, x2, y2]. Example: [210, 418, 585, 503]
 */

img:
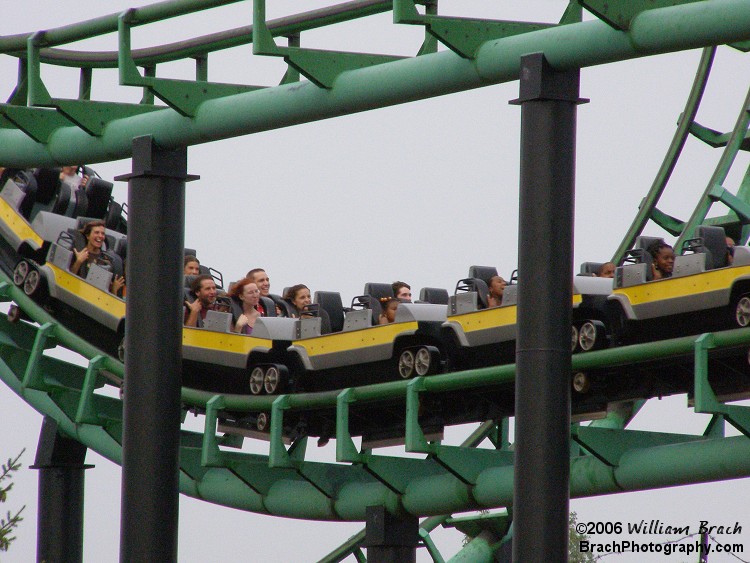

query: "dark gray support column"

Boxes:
[31, 417, 90, 563]
[510, 53, 585, 562]
[363, 505, 419, 563]
[115, 136, 196, 563]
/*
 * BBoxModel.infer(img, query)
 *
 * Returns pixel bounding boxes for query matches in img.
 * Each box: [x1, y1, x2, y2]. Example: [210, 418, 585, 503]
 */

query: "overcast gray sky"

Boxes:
[3, 1, 750, 561]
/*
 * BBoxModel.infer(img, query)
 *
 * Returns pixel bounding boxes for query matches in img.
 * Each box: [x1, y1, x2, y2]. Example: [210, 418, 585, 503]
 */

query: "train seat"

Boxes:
[615, 263, 649, 288]
[468, 265, 498, 285]
[204, 309, 232, 333]
[419, 287, 449, 305]
[502, 284, 518, 306]
[672, 253, 706, 277]
[695, 225, 729, 269]
[363, 282, 393, 301]
[449, 277, 489, 315]
[345, 295, 380, 329]
[314, 291, 345, 332]
[85, 177, 114, 219]
[579, 262, 604, 276]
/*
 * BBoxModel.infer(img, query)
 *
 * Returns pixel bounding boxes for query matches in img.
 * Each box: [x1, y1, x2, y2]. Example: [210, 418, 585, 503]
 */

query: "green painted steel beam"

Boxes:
[3, 0, 750, 166]
[676, 80, 750, 248]
[579, 0, 704, 31]
[612, 46, 714, 263]
[0, 1, 393, 69]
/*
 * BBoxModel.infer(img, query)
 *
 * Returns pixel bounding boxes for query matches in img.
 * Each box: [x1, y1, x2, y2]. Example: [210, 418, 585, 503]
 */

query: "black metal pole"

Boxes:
[31, 417, 90, 563]
[116, 136, 195, 562]
[511, 53, 584, 562]
[362, 505, 419, 563]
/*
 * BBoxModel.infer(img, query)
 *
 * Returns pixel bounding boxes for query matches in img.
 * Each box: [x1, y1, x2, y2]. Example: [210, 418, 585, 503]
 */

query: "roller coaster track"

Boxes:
[3, 259, 750, 561]
[3, 0, 750, 166]
[5, 1, 750, 560]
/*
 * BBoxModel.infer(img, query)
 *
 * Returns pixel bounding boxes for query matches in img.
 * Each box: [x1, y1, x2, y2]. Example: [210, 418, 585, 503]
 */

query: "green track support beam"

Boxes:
[4, 1, 750, 165]
[571, 426, 705, 466]
[613, 46, 714, 263]
[393, 0, 554, 59]
[21, 321, 56, 390]
[693, 333, 750, 438]
[579, 0, 704, 31]
[676, 81, 750, 248]
[253, 0, 405, 89]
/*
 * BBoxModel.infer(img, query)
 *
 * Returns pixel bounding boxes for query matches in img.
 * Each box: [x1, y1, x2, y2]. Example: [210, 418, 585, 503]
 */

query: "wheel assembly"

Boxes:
[571, 325, 579, 352]
[249, 367, 265, 395]
[13, 261, 28, 286]
[572, 372, 590, 393]
[578, 320, 604, 352]
[398, 349, 415, 379]
[256, 412, 269, 432]
[734, 295, 750, 328]
[23, 269, 41, 296]
[264, 366, 280, 394]
[7, 304, 21, 323]
[117, 337, 126, 363]
[414, 346, 440, 376]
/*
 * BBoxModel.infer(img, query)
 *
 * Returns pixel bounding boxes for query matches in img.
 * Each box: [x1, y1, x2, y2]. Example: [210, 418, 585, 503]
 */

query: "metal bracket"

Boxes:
[253, 0, 405, 89]
[201, 394, 227, 467]
[694, 333, 750, 438]
[75, 355, 107, 424]
[0, 104, 73, 144]
[22, 321, 56, 390]
[394, 0, 555, 59]
[579, 0, 704, 31]
[51, 99, 163, 137]
[571, 426, 705, 466]
[650, 206, 685, 236]
[336, 388, 363, 463]
[708, 184, 750, 223]
[118, 12, 264, 117]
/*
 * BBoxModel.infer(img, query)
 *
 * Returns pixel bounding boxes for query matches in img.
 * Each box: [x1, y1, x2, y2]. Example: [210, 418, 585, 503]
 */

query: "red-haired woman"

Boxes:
[228, 277, 261, 335]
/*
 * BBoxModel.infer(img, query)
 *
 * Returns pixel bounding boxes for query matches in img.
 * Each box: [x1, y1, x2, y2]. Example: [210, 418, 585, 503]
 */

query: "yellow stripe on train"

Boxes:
[453, 294, 583, 333]
[0, 197, 43, 248]
[182, 327, 272, 353]
[295, 321, 419, 356]
[48, 263, 126, 317]
[613, 266, 750, 305]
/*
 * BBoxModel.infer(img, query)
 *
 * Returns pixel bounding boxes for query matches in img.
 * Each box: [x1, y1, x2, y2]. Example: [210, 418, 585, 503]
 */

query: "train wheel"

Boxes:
[578, 321, 603, 352]
[249, 367, 265, 395]
[572, 372, 590, 393]
[256, 412, 269, 432]
[23, 269, 42, 296]
[13, 261, 29, 286]
[117, 338, 126, 363]
[734, 295, 750, 327]
[7, 304, 21, 323]
[398, 349, 415, 379]
[571, 325, 579, 352]
[414, 346, 440, 376]
[264, 366, 280, 394]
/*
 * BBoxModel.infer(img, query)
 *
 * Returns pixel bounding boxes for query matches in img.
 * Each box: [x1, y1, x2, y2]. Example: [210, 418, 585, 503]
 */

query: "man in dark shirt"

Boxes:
[185, 274, 218, 327]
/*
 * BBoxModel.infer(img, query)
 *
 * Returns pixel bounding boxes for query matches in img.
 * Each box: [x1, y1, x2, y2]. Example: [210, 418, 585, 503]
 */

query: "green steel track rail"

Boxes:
[2, 265, 750, 529]
[3, 1, 750, 165]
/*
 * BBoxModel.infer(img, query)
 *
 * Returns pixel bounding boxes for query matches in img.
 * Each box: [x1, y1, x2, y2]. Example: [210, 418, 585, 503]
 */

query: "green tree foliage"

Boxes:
[0, 450, 25, 552]
[569, 511, 595, 563]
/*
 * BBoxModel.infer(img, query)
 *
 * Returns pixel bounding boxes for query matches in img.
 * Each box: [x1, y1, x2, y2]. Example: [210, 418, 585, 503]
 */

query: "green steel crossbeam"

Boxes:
[3, 1, 750, 165]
